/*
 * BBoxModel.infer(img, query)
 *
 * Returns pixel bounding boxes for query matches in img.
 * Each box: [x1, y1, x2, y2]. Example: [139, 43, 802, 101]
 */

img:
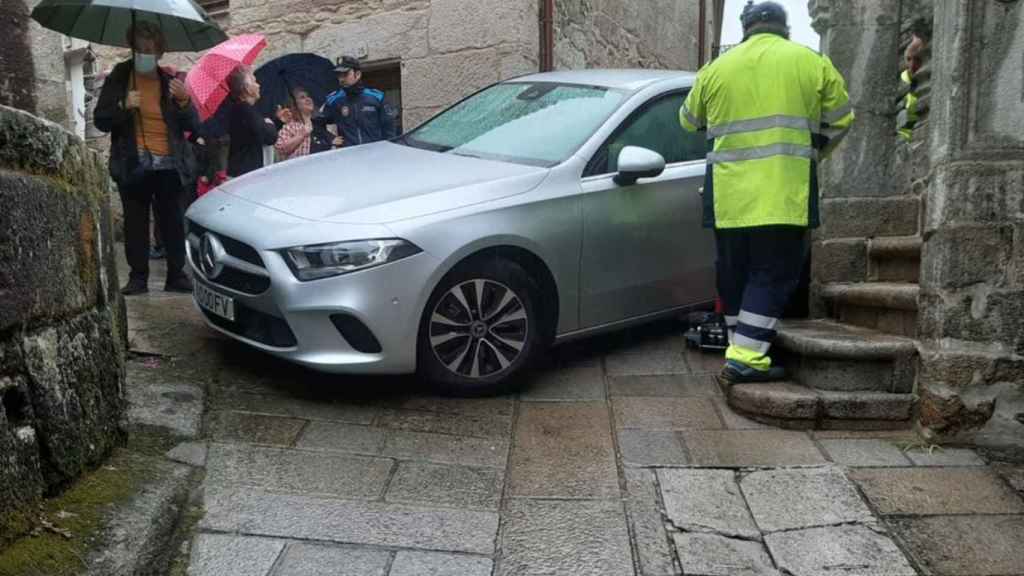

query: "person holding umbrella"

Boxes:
[94, 21, 198, 295]
[33, 0, 228, 296]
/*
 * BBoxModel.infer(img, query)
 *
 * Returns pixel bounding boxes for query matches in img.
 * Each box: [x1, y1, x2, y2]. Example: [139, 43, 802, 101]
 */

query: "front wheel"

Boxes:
[417, 258, 544, 396]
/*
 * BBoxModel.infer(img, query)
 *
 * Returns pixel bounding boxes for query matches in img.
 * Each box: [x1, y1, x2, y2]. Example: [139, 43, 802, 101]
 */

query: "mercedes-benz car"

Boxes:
[185, 69, 715, 394]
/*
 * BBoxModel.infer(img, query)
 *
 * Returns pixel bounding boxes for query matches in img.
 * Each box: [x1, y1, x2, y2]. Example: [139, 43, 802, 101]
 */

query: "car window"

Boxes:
[402, 82, 626, 167]
[586, 92, 707, 176]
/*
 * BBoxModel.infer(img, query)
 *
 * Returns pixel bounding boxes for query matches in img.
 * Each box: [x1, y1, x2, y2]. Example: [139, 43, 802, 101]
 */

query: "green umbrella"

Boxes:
[31, 0, 227, 52]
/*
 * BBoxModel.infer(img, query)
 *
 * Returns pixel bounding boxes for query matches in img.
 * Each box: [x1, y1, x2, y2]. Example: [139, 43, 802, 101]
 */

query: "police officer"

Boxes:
[321, 56, 396, 147]
[680, 1, 855, 383]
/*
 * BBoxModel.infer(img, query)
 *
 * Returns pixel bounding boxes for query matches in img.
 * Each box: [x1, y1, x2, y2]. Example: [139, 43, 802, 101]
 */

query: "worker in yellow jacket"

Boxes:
[680, 0, 855, 383]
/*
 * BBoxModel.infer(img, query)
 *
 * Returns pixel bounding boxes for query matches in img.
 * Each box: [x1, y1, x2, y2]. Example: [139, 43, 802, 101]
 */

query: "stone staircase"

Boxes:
[723, 232, 924, 430]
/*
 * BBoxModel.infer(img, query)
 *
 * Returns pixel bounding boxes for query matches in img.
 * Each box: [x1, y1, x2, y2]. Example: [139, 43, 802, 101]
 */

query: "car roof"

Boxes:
[509, 69, 696, 91]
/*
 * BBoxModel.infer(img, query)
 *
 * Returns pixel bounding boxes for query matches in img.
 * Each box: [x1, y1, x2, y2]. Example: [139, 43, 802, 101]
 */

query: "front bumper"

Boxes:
[186, 229, 439, 375]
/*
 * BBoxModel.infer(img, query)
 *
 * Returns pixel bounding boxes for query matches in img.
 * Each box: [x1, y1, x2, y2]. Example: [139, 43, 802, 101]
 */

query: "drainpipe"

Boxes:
[698, 0, 706, 68]
[539, 0, 554, 71]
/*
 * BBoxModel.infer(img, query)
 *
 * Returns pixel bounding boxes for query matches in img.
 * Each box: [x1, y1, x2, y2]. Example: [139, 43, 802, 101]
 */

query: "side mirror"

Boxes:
[613, 146, 666, 186]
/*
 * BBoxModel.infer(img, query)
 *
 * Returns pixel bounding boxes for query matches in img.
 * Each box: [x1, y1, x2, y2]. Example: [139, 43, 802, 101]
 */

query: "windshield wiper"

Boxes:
[398, 135, 453, 152]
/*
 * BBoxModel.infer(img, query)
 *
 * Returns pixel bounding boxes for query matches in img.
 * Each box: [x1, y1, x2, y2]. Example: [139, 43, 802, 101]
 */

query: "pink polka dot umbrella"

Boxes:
[185, 33, 267, 121]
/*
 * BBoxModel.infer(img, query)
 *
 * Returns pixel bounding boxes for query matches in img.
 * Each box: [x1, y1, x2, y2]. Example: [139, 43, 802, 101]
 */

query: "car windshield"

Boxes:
[401, 82, 626, 167]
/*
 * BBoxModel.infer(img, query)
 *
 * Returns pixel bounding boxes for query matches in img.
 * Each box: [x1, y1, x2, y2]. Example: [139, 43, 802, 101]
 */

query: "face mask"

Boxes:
[134, 53, 158, 74]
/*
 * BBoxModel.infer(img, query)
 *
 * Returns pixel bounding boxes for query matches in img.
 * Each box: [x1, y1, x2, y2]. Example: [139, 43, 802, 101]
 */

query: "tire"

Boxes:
[417, 257, 544, 396]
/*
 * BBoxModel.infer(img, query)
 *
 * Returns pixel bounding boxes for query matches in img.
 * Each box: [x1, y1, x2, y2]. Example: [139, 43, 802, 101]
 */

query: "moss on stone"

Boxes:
[0, 429, 173, 576]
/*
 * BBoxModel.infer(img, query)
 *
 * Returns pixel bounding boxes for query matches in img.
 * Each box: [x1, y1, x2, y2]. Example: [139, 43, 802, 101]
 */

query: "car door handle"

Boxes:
[697, 186, 704, 196]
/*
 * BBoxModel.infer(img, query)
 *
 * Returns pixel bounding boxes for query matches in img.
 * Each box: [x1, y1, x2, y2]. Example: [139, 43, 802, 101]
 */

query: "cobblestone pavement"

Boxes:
[123, 266, 1024, 576]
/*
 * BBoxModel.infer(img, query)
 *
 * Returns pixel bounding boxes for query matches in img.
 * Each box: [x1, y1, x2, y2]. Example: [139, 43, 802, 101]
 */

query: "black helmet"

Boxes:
[740, 1, 788, 30]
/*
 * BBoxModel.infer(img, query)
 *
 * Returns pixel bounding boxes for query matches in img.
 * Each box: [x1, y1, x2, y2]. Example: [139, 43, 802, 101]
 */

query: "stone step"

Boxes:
[774, 319, 918, 393]
[820, 282, 919, 336]
[726, 380, 915, 430]
[868, 235, 921, 283]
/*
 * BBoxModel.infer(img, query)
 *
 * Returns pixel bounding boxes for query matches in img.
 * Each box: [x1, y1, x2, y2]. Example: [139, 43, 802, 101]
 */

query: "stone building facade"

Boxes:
[0, 0, 70, 128]
[82, 0, 719, 132]
[803, 0, 1024, 451]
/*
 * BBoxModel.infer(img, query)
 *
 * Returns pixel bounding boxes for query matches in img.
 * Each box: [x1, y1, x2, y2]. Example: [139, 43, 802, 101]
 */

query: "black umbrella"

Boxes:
[31, 0, 226, 52]
[253, 53, 339, 118]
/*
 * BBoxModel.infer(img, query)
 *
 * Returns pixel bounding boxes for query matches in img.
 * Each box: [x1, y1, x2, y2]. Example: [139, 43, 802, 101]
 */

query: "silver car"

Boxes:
[185, 69, 715, 394]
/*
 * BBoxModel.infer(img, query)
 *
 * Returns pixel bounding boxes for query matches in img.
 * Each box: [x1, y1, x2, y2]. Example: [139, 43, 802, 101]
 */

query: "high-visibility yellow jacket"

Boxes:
[897, 69, 919, 141]
[680, 33, 855, 229]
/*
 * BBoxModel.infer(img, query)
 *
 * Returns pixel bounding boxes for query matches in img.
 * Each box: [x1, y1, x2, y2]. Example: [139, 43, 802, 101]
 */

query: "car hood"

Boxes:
[215, 142, 549, 225]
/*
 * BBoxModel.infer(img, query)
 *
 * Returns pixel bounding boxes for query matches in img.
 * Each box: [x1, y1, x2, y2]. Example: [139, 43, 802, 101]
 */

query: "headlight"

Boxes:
[282, 239, 421, 281]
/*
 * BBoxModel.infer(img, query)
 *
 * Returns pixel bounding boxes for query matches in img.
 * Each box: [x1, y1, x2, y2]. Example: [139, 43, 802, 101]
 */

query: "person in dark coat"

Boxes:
[320, 55, 396, 147]
[226, 65, 282, 177]
[94, 21, 197, 295]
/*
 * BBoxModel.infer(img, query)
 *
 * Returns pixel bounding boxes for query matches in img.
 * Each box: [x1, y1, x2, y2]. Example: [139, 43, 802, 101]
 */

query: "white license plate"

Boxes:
[195, 280, 236, 322]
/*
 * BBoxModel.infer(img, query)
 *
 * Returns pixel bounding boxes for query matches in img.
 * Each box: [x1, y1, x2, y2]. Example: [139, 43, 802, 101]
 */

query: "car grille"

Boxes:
[188, 220, 271, 295]
[200, 302, 298, 348]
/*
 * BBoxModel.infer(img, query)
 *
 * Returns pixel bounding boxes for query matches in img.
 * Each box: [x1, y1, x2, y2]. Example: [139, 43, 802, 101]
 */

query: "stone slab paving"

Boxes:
[206, 443, 393, 500]
[376, 408, 513, 439]
[519, 356, 606, 401]
[169, 301, 1024, 576]
[891, 515, 1024, 575]
[496, 499, 633, 576]
[608, 373, 722, 397]
[740, 467, 875, 532]
[507, 402, 620, 498]
[819, 438, 913, 467]
[683, 429, 828, 466]
[618, 429, 689, 466]
[903, 446, 986, 467]
[385, 461, 504, 510]
[273, 542, 391, 576]
[672, 532, 779, 576]
[613, 396, 724, 430]
[849, 467, 1024, 516]
[209, 410, 306, 446]
[658, 469, 759, 539]
[188, 534, 286, 576]
[623, 469, 679, 576]
[765, 524, 917, 576]
[201, 486, 500, 554]
[389, 551, 494, 576]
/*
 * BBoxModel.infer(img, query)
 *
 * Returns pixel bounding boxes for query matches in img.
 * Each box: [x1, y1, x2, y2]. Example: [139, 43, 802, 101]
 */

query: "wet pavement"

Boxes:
[122, 257, 1024, 576]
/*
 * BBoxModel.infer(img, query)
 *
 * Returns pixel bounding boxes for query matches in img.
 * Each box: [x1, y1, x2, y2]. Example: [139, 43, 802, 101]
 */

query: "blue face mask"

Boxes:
[134, 53, 158, 74]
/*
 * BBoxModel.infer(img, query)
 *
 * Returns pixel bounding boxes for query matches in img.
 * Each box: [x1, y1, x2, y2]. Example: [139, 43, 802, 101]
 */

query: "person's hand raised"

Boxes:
[169, 78, 189, 104]
[275, 105, 294, 125]
[125, 90, 141, 109]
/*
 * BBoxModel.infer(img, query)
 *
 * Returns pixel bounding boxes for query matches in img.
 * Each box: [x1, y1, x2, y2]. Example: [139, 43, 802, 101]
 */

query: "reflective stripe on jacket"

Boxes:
[680, 33, 855, 229]
[897, 69, 919, 141]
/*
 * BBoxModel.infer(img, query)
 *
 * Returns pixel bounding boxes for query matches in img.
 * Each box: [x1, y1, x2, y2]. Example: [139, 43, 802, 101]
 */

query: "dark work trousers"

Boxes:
[715, 226, 809, 369]
[119, 170, 188, 285]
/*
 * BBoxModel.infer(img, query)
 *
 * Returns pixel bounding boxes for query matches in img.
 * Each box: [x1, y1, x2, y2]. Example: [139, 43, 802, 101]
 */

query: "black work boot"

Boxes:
[121, 279, 149, 296]
[719, 360, 786, 384]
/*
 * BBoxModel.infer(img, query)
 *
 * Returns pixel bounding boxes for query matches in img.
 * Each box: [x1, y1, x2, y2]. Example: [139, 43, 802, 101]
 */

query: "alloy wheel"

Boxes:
[428, 279, 529, 379]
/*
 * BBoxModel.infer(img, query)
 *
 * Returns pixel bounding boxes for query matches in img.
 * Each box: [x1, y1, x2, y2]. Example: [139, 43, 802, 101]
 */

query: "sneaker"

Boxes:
[149, 246, 166, 260]
[121, 280, 149, 296]
[719, 359, 786, 384]
[164, 276, 193, 293]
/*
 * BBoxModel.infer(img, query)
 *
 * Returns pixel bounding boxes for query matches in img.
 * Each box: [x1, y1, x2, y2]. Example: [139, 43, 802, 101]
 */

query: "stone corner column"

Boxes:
[807, 0, 906, 317]
[917, 0, 1024, 449]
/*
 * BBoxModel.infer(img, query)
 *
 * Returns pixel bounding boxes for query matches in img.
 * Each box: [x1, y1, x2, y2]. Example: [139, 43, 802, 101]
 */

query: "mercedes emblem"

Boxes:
[200, 233, 226, 279]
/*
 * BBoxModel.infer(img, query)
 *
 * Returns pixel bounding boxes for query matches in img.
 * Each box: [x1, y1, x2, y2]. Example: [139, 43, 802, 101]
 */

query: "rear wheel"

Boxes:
[418, 258, 543, 396]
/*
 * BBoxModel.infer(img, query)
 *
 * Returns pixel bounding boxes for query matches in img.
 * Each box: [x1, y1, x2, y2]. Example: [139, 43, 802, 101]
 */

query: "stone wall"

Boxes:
[0, 105, 127, 545]
[0, 0, 69, 128]
[94, 0, 540, 131]
[917, 0, 1024, 449]
[554, 0, 703, 71]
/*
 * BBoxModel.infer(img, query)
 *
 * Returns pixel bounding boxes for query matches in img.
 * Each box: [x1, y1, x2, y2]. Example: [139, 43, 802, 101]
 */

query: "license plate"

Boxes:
[195, 280, 236, 322]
